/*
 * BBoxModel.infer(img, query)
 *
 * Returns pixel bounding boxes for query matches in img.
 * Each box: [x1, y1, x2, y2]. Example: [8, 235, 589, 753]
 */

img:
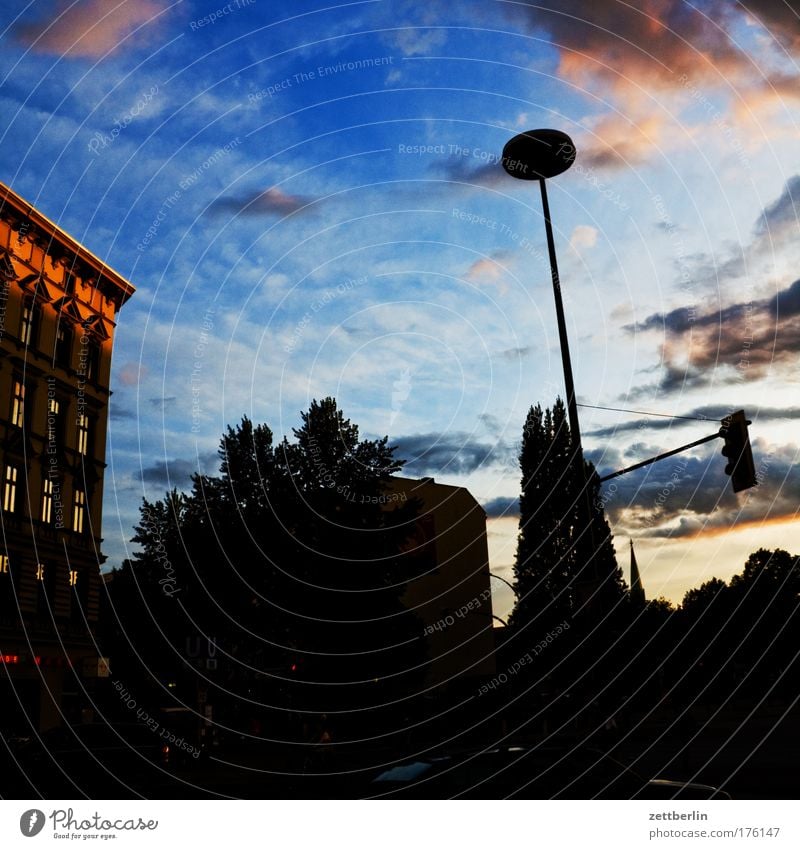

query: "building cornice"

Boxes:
[0, 181, 135, 308]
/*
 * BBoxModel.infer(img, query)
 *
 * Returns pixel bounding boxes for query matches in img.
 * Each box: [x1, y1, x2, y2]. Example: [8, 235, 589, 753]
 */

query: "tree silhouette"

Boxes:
[510, 398, 626, 636]
[104, 398, 425, 740]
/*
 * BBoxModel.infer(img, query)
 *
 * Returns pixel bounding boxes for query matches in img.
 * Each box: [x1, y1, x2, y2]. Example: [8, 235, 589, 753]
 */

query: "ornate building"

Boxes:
[0, 182, 134, 731]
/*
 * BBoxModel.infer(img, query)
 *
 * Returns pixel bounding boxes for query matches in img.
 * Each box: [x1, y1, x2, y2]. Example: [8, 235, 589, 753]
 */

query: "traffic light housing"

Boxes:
[720, 410, 757, 493]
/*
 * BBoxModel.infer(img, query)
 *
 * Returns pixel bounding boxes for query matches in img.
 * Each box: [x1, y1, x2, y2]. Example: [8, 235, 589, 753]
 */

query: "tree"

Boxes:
[104, 398, 425, 738]
[510, 398, 626, 634]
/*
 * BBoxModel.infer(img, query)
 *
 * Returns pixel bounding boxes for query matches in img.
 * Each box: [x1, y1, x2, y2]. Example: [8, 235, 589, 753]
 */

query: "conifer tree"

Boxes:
[510, 398, 626, 634]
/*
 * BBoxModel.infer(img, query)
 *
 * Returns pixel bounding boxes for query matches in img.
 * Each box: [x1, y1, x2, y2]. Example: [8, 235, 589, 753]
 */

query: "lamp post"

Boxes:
[501, 129, 582, 453]
[501, 129, 598, 596]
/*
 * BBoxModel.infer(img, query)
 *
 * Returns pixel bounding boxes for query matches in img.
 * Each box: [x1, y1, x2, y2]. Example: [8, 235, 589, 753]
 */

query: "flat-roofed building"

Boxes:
[385, 476, 496, 688]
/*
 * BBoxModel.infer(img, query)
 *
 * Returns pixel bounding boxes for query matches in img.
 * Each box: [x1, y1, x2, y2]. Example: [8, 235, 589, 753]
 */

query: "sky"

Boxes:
[1, 0, 798, 622]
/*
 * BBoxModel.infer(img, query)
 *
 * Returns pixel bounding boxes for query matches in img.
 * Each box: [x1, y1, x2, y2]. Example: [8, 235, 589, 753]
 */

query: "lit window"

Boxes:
[41, 478, 54, 523]
[36, 563, 44, 581]
[20, 300, 38, 346]
[69, 569, 78, 586]
[11, 380, 25, 427]
[72, 489, 86, 534]
[2, 466, 18, 513]
[0, 554, 9, 574]
[77, 413, 90, 455]
[47, 395, 61, 447]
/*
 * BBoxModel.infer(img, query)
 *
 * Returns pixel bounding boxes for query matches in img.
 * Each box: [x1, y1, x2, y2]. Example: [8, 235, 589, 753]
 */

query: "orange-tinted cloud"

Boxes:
[118, 362, 146, 386]
[510, 1, 749, 91]
[626, 277, 800, 391]
[463, 251, 514, 293]
[604, 438, 800, 540]
[502, 1, 800, 169]
[579, 112, 675, 169]
[212, 187, 316, 217]
[15, 0, 165, 59]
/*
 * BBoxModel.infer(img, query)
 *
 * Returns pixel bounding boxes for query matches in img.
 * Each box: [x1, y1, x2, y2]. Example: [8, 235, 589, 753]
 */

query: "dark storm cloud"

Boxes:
[597, 439, 800, 539]
[394, 432, 515, 475]
[482, 496, 520, 518]
[624, 276, 800, 394]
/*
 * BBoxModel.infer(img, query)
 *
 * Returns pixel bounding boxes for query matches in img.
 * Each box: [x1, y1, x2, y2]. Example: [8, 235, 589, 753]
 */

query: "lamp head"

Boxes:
[502, 129, 576, 180]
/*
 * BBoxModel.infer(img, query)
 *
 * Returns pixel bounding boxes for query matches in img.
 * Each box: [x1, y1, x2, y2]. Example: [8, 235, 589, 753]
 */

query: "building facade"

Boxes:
[385, 476, 496, 688]
[0, 182, 134, 731]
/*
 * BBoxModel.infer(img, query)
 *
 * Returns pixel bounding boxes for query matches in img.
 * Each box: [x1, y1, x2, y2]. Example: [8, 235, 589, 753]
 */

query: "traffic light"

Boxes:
[719, 410, 757, 493]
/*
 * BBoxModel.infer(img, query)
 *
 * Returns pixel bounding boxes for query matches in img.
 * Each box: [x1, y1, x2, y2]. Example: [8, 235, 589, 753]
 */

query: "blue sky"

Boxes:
[2, 0, 799, 619]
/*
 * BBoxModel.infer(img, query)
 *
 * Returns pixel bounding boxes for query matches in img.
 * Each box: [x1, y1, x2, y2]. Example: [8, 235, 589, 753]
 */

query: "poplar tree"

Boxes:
[510, 398, 626, 634]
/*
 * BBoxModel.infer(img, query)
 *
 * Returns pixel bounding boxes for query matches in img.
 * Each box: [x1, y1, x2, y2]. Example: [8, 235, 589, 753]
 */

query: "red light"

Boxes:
[290, 663, 297, 672]
[1, 654, 19, 664]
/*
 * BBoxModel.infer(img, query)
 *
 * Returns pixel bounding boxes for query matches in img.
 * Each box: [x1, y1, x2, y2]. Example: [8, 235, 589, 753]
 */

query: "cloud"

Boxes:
[137, 451, 218, 487]
[433, 158, 504, 187]
[394, 432, 514, 475]
[497, 346, 533, 361]
[597, 439, 800, 539]
[212, 187, 316, 217]
[15, 0, 165, 59]
[754, 174, 800, 240]
[569, 224, 598, 251]
[506, 1, 758, 90]
[585, 405, 800, 438]
[495, 2, 800, 170]
[624, 276, 800, 392]
[743, 0, 800, 52]
[118, 363, 146, 386]
[148, 395, 177, 410]
[462, 251, 515, 292]
[579, 113, 676, 170]
[109, 405, 136, 420]
[482, 496, 520, 518]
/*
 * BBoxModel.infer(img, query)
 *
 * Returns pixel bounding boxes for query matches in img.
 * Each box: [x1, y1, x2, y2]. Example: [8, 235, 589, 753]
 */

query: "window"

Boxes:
[41, 478, 54, 523]
[54, 323, 72, 369]
[76, 413, 90, 455]
[19, 299, 39, 347]
[85, 340, 101, 381]
[72, 489, 86, 534]
[3, 465, 18, 513]
[0, 553, 16, 619]
[46, 394, 63, 449]
[69, 569, 78, 586]
[11, 380, 25, 427]
[36, 562, 53, 617]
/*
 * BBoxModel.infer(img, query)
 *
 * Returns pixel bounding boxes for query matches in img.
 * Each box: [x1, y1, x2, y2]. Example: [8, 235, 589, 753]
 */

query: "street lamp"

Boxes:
[501, 129, 582, 453]
[501, 129, 598, 597]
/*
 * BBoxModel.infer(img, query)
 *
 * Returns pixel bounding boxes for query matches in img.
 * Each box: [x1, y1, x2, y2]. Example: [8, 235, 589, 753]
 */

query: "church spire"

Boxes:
[629, 539, 646, 607]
